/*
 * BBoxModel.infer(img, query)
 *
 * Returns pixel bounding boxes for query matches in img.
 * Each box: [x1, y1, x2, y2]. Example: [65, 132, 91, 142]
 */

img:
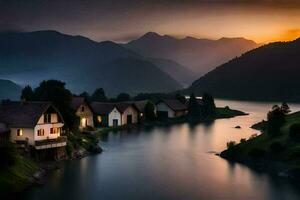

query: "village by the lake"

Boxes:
[2, 1, 300, 200]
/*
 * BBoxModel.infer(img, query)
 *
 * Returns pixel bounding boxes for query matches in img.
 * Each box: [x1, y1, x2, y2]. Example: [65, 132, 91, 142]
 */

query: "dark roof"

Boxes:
[91, 102, 138, 114]
[156, 99, 187, 111]
[116, 102, 138, 113]
[0, 123, 9, 133]
[90, 102, 118, 115]
[125, 100, 149, 112]
[0, 101, 64, 128]
[71, 97, 85, 110]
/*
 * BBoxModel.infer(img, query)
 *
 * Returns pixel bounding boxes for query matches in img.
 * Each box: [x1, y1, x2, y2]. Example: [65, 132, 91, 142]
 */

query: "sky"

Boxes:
[1, 0, 300, 43]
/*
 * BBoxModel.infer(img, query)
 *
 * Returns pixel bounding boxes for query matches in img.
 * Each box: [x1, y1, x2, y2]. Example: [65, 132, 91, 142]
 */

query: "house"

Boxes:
[91, 102, 139, 127]
[0, 101, 66, 150]
[126, 100, 153, 122]
[71, 97, 94, 129]
[116, 102, 139, 125]
[155, 99, 188, 118]
[91, 102, 122, 127]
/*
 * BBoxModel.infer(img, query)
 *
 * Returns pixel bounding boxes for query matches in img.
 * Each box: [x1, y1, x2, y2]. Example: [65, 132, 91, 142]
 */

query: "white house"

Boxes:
[91, 102, 122, 127]
[155, 99, 187, 118]
[0, 101, 66, 150]
[71, 97, 94, 129]
[91, 102, 139, 127]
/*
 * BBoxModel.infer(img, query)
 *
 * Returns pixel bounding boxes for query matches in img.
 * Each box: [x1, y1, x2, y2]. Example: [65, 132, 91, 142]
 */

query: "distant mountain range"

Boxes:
[0, 79, 21, 100]
[0, 30, 181, 96]
[184, 38, 300, 102]
[125, 32, 259, 76]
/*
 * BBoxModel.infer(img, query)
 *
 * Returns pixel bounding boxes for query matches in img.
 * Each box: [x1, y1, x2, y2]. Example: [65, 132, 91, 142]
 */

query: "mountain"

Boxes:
[146, 58, 197, 87]
[0, 79, 21, 100]
[0, 30, 182, 96]
[185, 38, 300, 102]
[125, 32, 259, 76]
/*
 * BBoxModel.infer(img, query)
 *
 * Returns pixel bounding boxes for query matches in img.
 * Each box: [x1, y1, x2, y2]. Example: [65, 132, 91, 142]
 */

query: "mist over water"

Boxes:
[24, 100, 300, 200]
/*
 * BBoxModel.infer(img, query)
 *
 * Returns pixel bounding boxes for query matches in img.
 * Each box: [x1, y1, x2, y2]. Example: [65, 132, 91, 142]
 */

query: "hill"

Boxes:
[185, 38, 300, 102]
[125, 32, 259, 76]
[0, 79, 21, 100]
[0, 30, 182, 96]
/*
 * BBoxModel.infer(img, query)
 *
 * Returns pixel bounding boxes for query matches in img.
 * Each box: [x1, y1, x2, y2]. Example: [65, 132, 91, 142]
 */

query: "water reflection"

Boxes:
[24, 100, 300, 200]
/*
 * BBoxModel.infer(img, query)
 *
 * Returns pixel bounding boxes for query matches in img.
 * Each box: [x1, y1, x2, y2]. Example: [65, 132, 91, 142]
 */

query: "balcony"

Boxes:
[35, 136, 67, 150]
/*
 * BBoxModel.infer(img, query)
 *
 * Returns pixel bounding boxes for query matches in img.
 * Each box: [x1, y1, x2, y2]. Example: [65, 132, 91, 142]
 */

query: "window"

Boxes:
[37, 129, 45, 136]
[97, 116, 102, 123]
[17, 129, 23, 136]
[81, 106, 85, 112]
[44, 114, 51, 123]
[50, 127, 60, 134]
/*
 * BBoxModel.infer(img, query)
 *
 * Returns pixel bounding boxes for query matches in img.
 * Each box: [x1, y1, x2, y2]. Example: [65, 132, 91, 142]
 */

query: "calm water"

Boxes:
[24, 100, 300, 200]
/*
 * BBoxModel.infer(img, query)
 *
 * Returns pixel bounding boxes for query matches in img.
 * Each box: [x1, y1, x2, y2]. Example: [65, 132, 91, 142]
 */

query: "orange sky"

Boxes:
[1, 1, 300, 43]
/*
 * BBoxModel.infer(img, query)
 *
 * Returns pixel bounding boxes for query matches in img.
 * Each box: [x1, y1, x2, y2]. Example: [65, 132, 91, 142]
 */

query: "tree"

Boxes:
[144, 101, 156, 121]
[281, 102, 291, 114]
[202, 92, 216, 115]
[267, 105, 286, 136]
[79, 91, 91, 103]
[175, 94, 187, 104]
[33, 80, 79, 130]
[188, 93, 201, 118]
[20, 85, 34, 101]
[91, 88, 107, 102]
[116, 93, 130, 102]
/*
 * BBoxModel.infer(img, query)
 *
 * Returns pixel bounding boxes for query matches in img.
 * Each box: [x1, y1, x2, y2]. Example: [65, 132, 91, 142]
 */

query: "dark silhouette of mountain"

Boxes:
[147, 58, 197, 87]
[0, 79, 21, 100]
[0, 30, 181, 96]
[125, 32, 259, 76]
[185, 38, 300, 102]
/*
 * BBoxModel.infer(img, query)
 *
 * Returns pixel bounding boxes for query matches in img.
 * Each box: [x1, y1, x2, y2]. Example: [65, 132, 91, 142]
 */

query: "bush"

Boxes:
[0, 143, 16, 168]
[288, 146, 300, 159]
[249, 134, 258, 140]
[269, 142, 284, 153]
[248, 148, 265, 158]
[289, 123, 300, 141]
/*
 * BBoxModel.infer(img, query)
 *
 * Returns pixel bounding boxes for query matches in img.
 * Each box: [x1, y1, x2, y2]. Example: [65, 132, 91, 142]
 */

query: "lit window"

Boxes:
[50, 127, 60, 134]
[140, 113, 143, 117]
[37, 129, 45, 136]
[17, 129, 23, 136]
[44, 114, 51, 123]
[97, 116, 102, 123]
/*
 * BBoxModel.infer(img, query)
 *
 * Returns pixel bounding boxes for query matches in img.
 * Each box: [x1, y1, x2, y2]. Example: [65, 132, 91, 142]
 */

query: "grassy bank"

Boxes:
[0, 154, 38, 197]
[220, 111, 300, 179]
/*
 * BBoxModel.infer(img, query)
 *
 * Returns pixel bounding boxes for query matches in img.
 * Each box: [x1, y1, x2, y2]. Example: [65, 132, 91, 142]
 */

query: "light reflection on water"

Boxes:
[24, 100, 300, 200]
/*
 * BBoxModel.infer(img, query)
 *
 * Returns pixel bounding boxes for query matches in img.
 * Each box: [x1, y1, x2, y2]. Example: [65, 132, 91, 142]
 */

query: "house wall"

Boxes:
[10, 128, 34, 145]
[156, 102, 175, 118]
[108, 108, 122, 127]
[121, 106, 138, 125]
[34, 122, 64, 141]
[76, 103, 94, 128]
[11, 111, 64, 146]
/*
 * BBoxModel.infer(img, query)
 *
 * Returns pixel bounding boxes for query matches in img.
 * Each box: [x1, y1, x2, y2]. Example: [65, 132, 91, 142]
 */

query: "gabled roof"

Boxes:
[115, 102, 138, 113]
[71, 97, 85, 110]
[0, 101, 64, 128]
[125, 100, 149, 112]
[91, 102, 120, 115]
[91, 102, 138, 114]
[156, 99, 187, 111]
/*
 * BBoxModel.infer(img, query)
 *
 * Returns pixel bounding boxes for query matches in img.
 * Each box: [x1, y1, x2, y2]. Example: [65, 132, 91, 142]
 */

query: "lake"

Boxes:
[24, 100, 300, 200]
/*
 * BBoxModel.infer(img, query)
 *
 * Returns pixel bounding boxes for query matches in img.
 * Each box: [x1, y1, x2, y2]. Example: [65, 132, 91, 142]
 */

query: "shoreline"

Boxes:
[2, 106, 246, 198]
